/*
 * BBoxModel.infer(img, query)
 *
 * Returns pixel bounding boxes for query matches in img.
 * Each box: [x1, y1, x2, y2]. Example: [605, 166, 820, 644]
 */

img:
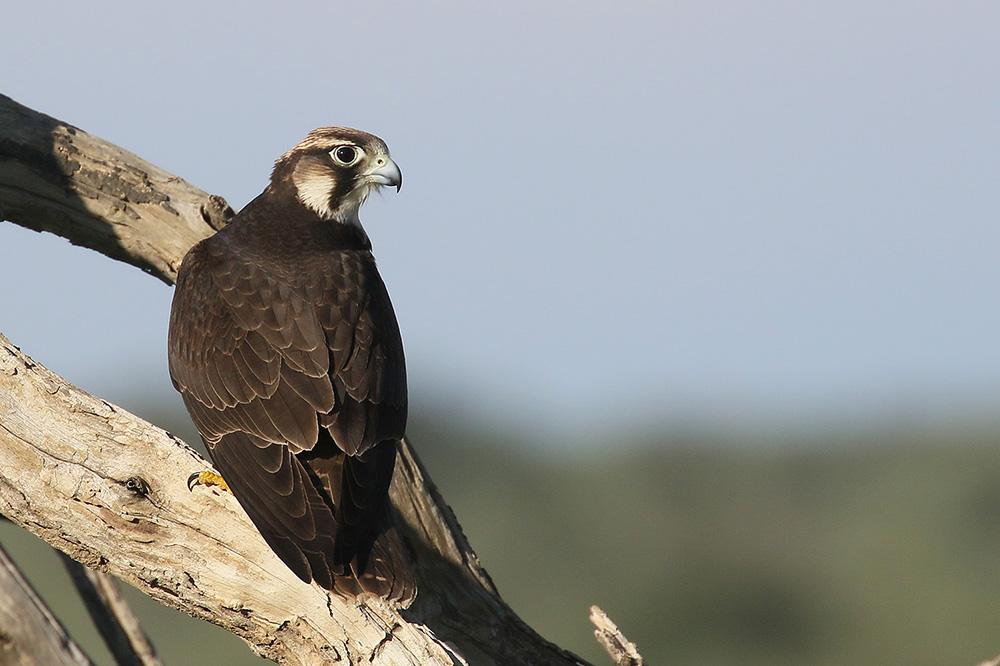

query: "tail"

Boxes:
[208, 432, 415, 607]
[300, 437, 416, 606]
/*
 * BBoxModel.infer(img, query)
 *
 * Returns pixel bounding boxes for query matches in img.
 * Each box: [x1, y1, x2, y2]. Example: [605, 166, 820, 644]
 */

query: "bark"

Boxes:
[0, 93, 592, 666]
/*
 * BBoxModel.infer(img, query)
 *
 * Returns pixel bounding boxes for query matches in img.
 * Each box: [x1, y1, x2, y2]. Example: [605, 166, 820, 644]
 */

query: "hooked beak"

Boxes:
[366, 156, 402, 192]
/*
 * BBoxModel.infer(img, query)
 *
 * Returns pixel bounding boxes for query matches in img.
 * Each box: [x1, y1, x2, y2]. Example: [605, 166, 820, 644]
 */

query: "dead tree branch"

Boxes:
[60, 552, 165, 666]
[0, 93, 591, 665]
[0, 541, 95, 666]
[589, 606, 645, 666]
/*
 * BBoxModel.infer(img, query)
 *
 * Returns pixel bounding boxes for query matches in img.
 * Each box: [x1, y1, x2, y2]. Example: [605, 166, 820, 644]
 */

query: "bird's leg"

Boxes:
[187, 470, 231, 493]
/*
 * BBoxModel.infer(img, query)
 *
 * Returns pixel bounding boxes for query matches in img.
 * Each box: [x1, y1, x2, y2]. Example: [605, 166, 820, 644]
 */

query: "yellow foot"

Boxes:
[187, 470, 231, 493]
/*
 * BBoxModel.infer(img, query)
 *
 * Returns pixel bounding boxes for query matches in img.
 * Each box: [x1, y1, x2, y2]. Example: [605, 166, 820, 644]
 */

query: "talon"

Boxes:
[187, 470, 231, 493]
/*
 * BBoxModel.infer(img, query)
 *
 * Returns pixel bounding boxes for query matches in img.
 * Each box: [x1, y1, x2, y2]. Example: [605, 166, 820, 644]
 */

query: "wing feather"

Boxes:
[168, 229, 411, 601]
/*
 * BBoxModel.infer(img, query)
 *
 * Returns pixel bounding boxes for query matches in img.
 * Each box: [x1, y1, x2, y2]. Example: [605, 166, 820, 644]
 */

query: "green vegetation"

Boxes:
[3, 408, 1000, 665]
[411, 416, 1000, 666]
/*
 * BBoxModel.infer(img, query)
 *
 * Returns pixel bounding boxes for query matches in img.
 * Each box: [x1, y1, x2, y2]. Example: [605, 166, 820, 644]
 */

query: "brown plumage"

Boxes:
[168, 127, 415, 605]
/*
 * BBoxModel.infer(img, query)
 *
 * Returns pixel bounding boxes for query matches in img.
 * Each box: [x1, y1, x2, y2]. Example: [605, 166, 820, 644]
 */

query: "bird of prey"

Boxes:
[167, 127, 415, 606]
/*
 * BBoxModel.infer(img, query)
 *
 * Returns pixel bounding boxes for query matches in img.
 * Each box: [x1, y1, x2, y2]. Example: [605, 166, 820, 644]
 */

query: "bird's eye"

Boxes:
[331, 145, 361, 166]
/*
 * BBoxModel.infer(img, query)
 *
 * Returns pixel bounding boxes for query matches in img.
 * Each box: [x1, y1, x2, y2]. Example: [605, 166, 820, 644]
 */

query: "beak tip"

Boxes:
[368, 157, 402, 192]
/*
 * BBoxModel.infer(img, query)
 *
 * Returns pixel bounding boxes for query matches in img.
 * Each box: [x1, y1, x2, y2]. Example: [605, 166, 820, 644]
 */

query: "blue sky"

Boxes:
[2, 1, 1000, 441]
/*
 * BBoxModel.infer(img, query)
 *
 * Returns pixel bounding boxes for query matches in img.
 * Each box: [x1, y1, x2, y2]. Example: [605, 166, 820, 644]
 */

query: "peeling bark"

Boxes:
[0, 93, 591, 665]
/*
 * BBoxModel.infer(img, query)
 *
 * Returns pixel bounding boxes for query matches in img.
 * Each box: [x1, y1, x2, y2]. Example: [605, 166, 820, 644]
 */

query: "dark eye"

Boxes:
[331, 146, 360, 166]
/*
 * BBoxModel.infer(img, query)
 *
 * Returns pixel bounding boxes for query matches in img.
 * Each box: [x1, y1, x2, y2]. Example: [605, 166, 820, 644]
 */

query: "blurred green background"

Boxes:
[4, 401, 1000, 666]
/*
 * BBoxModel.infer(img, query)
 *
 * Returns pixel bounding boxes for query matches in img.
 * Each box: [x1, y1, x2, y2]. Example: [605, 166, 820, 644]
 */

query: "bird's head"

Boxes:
[273, 127, 402, 225]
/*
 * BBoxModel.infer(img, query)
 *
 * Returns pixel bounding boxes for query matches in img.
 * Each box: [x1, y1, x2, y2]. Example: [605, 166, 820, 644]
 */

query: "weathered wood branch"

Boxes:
[0, 93, 592, 665]
[589, 606, 644, 666]
[0, 94, 233, 284]
[0, 540, 95, 666]
[60, 552, 165, 666]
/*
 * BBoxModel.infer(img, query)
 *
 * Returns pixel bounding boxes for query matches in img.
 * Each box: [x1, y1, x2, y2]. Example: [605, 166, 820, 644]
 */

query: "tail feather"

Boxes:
[353, 501, 416, 605]
[208, 431, 415, 606]
[299, 436, 416, 606]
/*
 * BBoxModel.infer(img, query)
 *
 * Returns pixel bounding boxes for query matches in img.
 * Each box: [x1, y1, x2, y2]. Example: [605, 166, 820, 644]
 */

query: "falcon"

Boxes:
[168, 127, 415, 605]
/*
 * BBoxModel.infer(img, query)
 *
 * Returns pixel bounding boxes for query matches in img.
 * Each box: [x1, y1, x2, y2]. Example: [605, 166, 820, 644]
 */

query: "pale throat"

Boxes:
[292, 162, 371, 231]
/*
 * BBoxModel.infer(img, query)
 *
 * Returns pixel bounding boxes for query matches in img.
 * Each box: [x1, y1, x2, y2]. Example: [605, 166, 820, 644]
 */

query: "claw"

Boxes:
[187, 470, 231, 493]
